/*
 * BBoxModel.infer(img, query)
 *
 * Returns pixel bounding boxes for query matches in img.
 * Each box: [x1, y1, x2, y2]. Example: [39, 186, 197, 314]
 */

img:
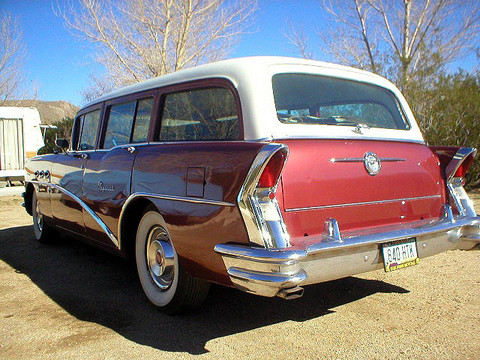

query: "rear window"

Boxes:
[272, 74, 409, 130]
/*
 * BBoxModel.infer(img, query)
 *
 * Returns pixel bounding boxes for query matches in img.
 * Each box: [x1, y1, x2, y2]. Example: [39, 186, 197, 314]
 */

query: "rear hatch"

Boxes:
[279, 139, 446, 240]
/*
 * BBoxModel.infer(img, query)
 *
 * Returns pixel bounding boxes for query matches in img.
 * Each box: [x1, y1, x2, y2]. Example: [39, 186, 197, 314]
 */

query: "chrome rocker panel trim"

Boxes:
[29, 182, 235, 251]
[30, 180, 120, 248]
[215, 207, 480, 298]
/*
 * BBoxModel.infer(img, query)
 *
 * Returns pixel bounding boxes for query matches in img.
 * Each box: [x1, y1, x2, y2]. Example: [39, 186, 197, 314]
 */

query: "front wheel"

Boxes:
[32, 190, 54, 243]
[135, 210, 210, 314]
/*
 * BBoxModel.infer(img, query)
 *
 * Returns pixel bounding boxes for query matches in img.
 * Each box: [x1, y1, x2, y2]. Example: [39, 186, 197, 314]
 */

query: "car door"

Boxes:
[82, 96, 154, 249]
[51, 109, 101, 235]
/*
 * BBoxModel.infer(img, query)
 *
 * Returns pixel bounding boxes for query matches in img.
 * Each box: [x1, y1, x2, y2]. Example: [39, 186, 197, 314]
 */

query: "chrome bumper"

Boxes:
[215, 210, 480, 299]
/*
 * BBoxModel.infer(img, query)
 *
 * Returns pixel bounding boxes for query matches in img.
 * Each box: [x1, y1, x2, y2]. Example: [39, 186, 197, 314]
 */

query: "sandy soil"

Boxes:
[0, 193, 479, 359]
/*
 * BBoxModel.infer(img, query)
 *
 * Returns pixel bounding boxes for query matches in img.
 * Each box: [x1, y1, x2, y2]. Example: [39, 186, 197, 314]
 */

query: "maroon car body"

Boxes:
[23, 57, 480, 313]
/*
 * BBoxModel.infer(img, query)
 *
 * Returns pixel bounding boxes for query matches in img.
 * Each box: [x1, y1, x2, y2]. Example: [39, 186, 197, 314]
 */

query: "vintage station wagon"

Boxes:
[23, 57, 480, 314]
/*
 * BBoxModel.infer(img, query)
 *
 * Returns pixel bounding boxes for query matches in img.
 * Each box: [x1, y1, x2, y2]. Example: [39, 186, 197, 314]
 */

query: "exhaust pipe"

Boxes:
[277, 286, 304, 300]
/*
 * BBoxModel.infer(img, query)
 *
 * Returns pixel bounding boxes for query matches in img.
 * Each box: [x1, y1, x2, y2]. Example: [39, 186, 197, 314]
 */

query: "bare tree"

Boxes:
[0, 11, 27, 103]
[290, 0, 480, 89]
[57, 0, 257, 97]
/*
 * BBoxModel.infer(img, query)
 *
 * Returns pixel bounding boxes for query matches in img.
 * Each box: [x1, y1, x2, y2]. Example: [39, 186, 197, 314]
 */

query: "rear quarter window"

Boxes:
[158, 87, 239, 141]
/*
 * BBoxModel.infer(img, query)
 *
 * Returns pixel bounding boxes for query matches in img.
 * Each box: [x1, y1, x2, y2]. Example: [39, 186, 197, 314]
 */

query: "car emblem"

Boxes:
[98, 181, 115, 192]
[364, 152, 381, 176]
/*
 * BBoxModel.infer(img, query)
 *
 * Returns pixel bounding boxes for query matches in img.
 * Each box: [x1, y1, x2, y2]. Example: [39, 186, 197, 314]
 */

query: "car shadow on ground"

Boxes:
[0, 225, 409, 355]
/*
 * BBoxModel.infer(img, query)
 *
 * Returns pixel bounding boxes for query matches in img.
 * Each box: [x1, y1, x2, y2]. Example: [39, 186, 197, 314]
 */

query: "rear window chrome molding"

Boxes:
[237, 143, 291, 249]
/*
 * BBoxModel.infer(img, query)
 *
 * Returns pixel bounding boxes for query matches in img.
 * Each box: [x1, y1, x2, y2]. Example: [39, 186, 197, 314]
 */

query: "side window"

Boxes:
[72, 115, 84, 150]
[103, 101, 136, 149]
[159, 87, 238, 141]
[132, 98, 153, 143]
[79, 110, 101, 150]
[102, 97, 153, 148]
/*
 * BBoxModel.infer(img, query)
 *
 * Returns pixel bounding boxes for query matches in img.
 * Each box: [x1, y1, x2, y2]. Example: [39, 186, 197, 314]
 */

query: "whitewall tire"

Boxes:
[135, 210, 209, 314]
[32, 190, 54, 243]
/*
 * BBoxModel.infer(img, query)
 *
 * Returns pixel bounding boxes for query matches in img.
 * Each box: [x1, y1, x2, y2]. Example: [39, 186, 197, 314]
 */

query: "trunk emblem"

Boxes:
[364, 152, 381, 175]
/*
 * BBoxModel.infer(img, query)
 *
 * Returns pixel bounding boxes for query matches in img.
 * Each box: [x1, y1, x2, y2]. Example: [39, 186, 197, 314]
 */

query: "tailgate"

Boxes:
[279, 139, 446, 239]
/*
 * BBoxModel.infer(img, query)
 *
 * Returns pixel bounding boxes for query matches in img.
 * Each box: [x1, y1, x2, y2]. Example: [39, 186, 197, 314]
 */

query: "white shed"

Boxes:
[0, 106, 44, 184]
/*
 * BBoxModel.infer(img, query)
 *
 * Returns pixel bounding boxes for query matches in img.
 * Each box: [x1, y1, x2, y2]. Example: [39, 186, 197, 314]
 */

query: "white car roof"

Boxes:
[82, 56, 425, 143]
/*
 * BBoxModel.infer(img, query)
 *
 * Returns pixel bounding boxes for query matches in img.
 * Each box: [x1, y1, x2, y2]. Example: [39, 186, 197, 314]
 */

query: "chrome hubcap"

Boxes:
[146, 227, 175, 290]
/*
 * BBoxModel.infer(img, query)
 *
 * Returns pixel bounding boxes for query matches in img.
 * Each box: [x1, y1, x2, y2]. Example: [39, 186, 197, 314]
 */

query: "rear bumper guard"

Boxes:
[215, 206, 480, 298]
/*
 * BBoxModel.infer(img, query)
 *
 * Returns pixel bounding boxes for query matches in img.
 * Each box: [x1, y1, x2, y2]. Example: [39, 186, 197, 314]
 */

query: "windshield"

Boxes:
[272, 74, 410, 130]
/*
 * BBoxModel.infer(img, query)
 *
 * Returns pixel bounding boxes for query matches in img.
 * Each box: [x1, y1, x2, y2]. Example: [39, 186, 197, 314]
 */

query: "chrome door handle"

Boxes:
[127, 146, 136, 154]
[73, 153, 90, 160]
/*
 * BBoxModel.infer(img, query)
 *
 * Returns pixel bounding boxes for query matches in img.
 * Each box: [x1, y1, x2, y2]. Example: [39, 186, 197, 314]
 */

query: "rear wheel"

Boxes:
[135, 210, 209, 314]
[32, 190, 54, 243]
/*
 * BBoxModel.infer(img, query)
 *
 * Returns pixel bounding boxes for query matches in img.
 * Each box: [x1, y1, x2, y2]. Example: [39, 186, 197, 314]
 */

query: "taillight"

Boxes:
[257, 148, 288, 188]
[237, 144, 290, 249]
[454, 154, 474, 178]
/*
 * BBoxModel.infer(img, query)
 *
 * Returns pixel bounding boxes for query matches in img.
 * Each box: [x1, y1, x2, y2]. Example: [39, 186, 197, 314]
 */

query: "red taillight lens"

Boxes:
[257, 149, 287, 188]
[454, 154, 474, 178]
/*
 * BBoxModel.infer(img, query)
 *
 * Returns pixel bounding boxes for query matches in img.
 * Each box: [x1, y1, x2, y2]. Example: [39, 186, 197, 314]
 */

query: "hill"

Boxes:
[2, 100, 79, 124]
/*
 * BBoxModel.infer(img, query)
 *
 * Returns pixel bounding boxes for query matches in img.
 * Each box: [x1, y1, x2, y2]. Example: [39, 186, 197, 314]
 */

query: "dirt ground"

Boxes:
[0, 193, 479, 359]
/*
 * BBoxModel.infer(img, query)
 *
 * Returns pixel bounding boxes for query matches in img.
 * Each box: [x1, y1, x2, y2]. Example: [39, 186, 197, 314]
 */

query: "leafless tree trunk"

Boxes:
[56, 0, 257, 98]
[0, 11, 27, 104]
[290, 0, 480, 89]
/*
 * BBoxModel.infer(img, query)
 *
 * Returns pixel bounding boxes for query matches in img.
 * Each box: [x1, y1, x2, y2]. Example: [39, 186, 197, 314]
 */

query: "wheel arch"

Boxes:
[25, 182, 35, 216]
[119, 196, 157, 260]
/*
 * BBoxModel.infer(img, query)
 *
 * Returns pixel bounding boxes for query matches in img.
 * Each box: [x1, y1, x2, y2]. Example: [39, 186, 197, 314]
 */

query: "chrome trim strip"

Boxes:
[445, 147, 477, 217]
[29, 181, 119, 249]
[117, 192, 235, 249]
[448, 178, 477, 218]
[330, 157, 406, 163]
[128, 192, 235, 207]
[445, 147, 477, 182]
[285, 194, 442, 212]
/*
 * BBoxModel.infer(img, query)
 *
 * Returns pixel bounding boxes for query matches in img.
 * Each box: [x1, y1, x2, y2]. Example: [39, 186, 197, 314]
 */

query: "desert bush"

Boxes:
[406, 71, 480, 189]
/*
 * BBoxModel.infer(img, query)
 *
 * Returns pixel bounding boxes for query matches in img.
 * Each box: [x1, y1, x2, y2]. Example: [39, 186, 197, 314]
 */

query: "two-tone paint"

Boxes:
[23, 57, 480, 299]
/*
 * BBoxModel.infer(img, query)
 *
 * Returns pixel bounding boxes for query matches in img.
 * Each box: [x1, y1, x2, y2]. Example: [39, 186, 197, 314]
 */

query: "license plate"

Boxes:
[382, 238, 420, 272]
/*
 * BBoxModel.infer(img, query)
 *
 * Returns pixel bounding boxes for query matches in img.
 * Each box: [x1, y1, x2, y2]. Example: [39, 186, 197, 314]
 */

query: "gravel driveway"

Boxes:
[1, 193, 479, 359]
